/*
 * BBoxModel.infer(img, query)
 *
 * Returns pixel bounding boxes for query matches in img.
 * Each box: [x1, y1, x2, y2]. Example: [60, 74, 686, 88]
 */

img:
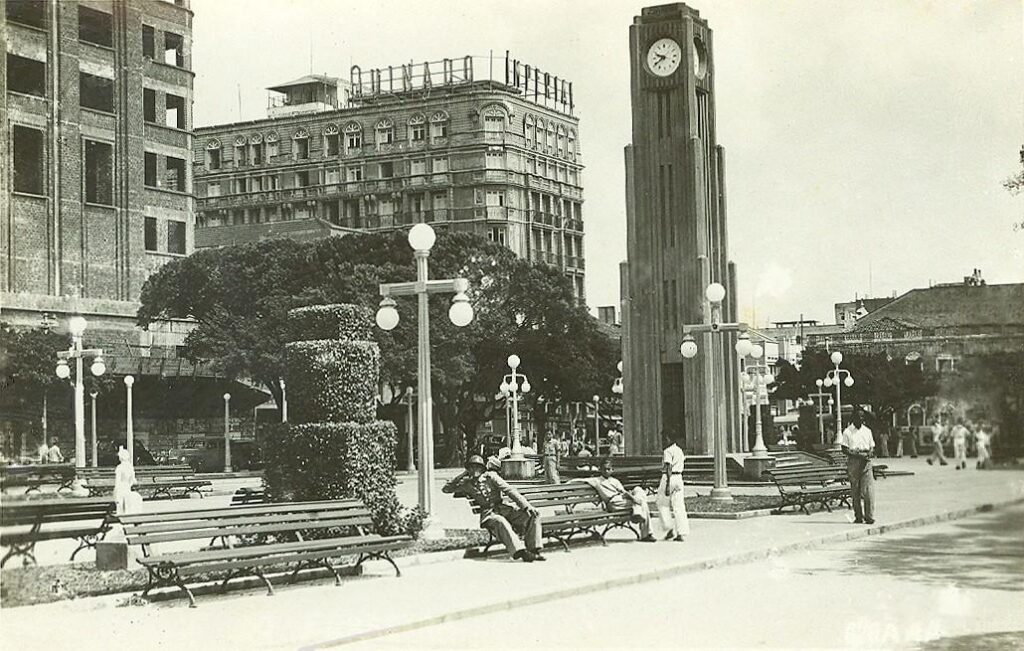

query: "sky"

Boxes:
[191, 0, 1024, 326]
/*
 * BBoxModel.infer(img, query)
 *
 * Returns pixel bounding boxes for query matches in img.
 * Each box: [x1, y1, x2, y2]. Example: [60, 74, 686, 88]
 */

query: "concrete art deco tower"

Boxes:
[621, 3, 742, 455]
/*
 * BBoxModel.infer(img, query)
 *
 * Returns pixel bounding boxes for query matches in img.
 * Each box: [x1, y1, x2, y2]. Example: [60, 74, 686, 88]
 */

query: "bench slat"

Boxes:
[127, 515, 374, 545]
[141, 534, 411, 566]
[119, 500, 363, 525]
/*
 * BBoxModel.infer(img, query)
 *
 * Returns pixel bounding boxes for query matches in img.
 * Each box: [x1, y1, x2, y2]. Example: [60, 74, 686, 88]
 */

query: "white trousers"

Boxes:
[953, 441, 967, 466]
[656, 475, 689, 536]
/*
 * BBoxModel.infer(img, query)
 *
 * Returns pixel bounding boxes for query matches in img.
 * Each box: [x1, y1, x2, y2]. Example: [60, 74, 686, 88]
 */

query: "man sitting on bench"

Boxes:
[443, 455, 545, 562]
[575, 459, 656, 542]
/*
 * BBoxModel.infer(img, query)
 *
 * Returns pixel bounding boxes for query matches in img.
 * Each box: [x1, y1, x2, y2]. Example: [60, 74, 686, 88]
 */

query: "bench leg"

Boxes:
[356, 551, 402, 577]
[1, 542, 37, 568]
[69, 533, 101, 561]
[143, 565, 197, 608]
[253, 568, 275, 596]
[546, 533, 571, 552]
[603, 521, 641, 541]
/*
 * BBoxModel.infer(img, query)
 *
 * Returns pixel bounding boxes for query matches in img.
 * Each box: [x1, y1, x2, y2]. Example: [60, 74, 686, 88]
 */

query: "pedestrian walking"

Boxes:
[896, 427, 918, 458]
[926, 420, 948, 466]
[876, 426, 889, 459]
[840, 410, 876, 524]
[656, 430, 689, 541]
[542, 432, 561, 484]
[974, 424, 992, 469]
[951, 421, 969, 470]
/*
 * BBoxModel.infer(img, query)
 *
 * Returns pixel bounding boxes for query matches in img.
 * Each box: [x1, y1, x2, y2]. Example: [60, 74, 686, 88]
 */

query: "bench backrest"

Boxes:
[0, 464, 76, 480]
[231, 487, 267, 505]
[0, 497, 115, 527]
[765, 466, 848, 485]
[465, 482, 610, 515]
[78, 465, 193, 479]
[120, 499, 374, 551]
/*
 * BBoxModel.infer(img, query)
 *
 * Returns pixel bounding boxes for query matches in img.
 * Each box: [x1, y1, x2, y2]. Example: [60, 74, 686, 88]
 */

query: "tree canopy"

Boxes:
[137, 231, 619, 462]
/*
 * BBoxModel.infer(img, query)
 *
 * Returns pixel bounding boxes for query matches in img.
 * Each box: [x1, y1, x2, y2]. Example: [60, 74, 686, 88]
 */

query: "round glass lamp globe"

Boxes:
[223, 393, 231, 401]
[499, 381, 510, 394]
[507, 354, 521, 369]
[55, 362, 71, 379]
[764, 373, 775, 385]
[68, 315, 88, 337]
[823, 377, 833, 387]
[680, 339, 698, 359]
[617, 360, 623, 373]
[376, 306, 399, 331]
[735, 336, 753, 357]
[816, 378, 823, 387]
[448, 300, 473, 327]
[750, 344, 764, 359]
[844, 376, 855, 387]
[407, 223, 436, 252]
[830, 351, 844, 365]
[705, 282, 727, 303]
[124, 375, 134, 387]
[91, 359, 106, 376]
[521, 380, 531, 393]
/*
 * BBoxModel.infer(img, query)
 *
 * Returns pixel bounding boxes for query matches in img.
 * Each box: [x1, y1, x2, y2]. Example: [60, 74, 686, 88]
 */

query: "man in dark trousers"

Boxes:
[443, 455, 545, 562]
[839, 410, 876, 524]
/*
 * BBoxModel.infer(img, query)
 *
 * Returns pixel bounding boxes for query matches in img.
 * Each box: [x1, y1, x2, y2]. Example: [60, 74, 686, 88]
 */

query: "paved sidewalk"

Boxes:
[3, 459, 1022, 650]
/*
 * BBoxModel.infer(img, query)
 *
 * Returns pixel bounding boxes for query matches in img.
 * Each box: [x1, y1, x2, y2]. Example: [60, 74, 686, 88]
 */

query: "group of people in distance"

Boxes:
[925, 419, 993, 470]
[443, 431, 689, 563]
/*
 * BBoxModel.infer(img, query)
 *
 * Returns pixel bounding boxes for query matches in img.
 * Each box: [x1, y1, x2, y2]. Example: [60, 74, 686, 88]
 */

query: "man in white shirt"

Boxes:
[927, 420, 948, 466]
[951, 421, 969, 470]
[974, 424, 992, 469]
[575, 459, 656, 542]
[657, 431, 689, 541]
[839, 411, 875, 525]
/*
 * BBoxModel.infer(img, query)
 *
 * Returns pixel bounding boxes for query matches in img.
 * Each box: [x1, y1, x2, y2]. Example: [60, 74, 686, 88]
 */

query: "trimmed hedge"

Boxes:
[284, 340, 379, 425]
[287, 304, 374, 344]
[261, 421, 421, 536]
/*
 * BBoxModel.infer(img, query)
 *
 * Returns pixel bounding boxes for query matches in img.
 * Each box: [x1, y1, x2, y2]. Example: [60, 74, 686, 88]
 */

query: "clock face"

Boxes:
[646, 38, 681, 77]
[692, 37, 708, 79]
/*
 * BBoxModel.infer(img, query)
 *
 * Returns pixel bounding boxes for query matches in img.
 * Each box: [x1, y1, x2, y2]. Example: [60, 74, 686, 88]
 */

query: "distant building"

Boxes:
[192, 53, 587, 302]
[834, 297, 897, 331]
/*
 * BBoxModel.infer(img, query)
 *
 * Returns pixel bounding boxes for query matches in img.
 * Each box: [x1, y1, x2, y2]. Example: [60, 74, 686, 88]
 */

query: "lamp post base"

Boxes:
[500, 456, 536, 480]
[709, 487, 734, 502]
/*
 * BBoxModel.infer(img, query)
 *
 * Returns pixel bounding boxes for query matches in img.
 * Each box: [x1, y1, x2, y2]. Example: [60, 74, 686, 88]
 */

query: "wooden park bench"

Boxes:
[78, 465, 211, 499]
[559, 456, 664, 493]
[765, 466, 851, 515]
[0, 496, 116, 567]
[0, 464, 78, 495]
[120, 498, 413, 607]
[461, 482, 641, 555]
[821, 450, 893, 479]
[230, 486, 267, 506]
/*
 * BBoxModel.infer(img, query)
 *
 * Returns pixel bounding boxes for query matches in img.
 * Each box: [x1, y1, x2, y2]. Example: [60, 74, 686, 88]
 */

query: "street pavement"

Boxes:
[2, 457, 1022, 650]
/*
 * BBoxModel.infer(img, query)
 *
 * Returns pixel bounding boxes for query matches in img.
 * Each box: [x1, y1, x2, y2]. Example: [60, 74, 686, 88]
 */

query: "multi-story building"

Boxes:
[192, 54, 587, 301]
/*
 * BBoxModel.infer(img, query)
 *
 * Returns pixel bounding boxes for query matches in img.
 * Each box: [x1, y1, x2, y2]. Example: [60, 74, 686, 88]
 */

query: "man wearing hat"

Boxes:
[443, 454, 545, 562]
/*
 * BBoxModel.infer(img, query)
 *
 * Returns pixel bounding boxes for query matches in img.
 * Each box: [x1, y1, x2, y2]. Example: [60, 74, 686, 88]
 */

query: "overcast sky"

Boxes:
[191, 0, 1024, 326]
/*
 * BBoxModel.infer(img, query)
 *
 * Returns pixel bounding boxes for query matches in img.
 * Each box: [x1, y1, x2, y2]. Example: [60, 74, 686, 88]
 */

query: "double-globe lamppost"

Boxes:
[680, 282, 746, 503]
[811, 380, 832, 445]
[55, 315, 106, 468]
[376, 223, 474, 539]
[499, 354, 531, 455]
[736, 336, 773, 459]
[822, 351, 854, 446]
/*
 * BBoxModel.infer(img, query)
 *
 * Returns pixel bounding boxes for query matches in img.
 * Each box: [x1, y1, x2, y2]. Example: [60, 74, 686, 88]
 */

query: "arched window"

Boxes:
[323, 123, 340, 156]
[567, 129, 577, 160]
[205, 139, 222, 170]
[556, 125, 567, 157]
[408, 113, 426, 142]
[482, 105, 507, 134]
[293, 128, 310, 160]
[343, 122, 362, 151]
[233, 135, 247, 166]
[535, 118, 546, 152]
[546, 124, 556, 153]
[524, 115, 536, 147]
[249, 133, 264, 165]
[375, 118, 394, 147]
[265, 131, 279, 158]
[429, 110, 449, 142]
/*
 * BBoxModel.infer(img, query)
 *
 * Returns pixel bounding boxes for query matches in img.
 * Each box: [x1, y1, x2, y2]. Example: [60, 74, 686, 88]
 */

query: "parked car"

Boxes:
[165, 437, 262, 472]
[97, 438, 157, 467]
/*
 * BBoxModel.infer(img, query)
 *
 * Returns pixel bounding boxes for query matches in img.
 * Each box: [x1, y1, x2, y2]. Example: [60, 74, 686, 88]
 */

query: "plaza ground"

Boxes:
[2, 457, 1022, 650]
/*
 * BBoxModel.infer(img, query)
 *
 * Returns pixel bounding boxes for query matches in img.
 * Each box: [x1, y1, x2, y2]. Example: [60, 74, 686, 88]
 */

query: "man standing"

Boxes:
[575, 459, 656, 542]
[45, 437, 64, 464]
[951, 420, 969, 470]
[542, 432, 561, 484]
[840, 411, 875, 525]
[927, 420, 948, 466]
[657, 431, 689, 541]
[897, 426, 918, 458]
[443, 455, 545, 562]
[974, 424, 992, 469]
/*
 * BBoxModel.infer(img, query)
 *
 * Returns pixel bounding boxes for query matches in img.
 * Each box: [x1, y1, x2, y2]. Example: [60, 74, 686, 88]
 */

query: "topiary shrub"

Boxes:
[260, 303, 419, 536]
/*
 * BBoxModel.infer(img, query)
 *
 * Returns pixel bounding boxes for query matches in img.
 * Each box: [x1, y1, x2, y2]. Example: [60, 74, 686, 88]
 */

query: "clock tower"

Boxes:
[621, 3, 742, 455]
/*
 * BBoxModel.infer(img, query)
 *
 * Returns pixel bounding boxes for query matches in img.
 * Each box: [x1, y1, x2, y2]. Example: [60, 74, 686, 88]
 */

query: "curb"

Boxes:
[302, 496, 1024, 650]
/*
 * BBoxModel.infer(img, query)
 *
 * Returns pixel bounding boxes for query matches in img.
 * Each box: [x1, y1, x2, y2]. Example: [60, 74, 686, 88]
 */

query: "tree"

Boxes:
[1003, 146, 1023, 231]
[0, 324, 74, 449]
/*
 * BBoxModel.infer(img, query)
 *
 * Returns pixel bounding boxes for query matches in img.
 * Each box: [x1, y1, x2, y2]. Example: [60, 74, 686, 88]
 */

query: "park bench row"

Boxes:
[0, 464, 210, 499]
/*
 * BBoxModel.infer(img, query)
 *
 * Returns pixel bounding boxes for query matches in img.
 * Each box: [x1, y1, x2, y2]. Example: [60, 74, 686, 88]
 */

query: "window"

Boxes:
[486, 149, 505, 168]
[375, 118, 394, 147]
[79, 71, 114, 113]
[78, 6, 113, 47]
[144, 217, 158, 251]
[325, 168, 340, 185]
[937, 356, 956, 373]
[347, 166, 363, 182]
[206, 181, 221, 197]
[344, 123, 362, 150]
[144, 152, 158, 187]
[409, 114, 426, 142]
[568, 130, 577, 159]
[207, 145, 221, 170]
[325, 133, 339, 156]
[12, 125, 45, 195]
[7, 1, 47, 28]
[556, 126, 567, 157]
[251, 142, 263, 165]
[430, 111, 449, 142]
[233, 177, 246, 194]
[379, 162, 394, 179]
[489, 227, 506, 246]
[165, 156, 186, 192]
[410, 159, 426, 176]
[525, 117, 536, 147]
[234, 143, 246, 166]
[294, 135, 309, 160]
[167, 221, 186, 254]
[142, 25, 155, 58]
[164, 32, 185, 68]
[84, 140, 113, 205]
[143, 89, 157, 123]
[165, 93, 186, 129]
[483, 109, 505, 133]
[486, 191, 506, 207]
[7, 54, 46, 96]
[267, 137, 279, 158]
[432, 192, 447, 214]
[296, 170, 310, 188]
[432, 157, 449, 173]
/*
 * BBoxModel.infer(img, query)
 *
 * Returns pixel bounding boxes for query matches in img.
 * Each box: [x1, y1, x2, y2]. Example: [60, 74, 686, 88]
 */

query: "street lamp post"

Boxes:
[279, 378, 288, 422]
[680, 283, 747, 502]
[55, 315, 106, 468]
[404, 387, 415, 472]
[811, 379, 831, 445]
[591, 394, 600, 454]
[738, 338, 773, 459]
[612, 361, 624, 454]
[499, 354, 531, 455]
[123, 376, 135, 463]
[822, 351, 854, 447]
[89, 390, 98, 468]
[375, 223, 474, 539]
[223, 393, 232, 473]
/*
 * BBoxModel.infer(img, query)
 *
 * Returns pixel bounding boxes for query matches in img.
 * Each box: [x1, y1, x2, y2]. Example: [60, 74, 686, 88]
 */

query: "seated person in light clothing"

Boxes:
[574, 459, 656, 542]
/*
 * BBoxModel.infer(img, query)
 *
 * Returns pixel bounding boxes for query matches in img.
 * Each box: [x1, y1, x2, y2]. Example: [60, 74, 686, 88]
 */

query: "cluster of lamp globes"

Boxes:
[821, 351, 855, 388]
[54, 316, 107, 380]
[374, 224, 475, 331]
[500, 354, 531, 395]
[678, 283, 728, 360]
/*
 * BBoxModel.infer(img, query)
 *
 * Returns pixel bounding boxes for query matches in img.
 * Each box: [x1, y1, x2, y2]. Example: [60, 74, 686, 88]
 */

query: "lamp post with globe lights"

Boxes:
[811, 379, 831, 445]
[499, 355, 533, 477]
[124, 376, 135, 462]
[375, 223, 473, 536]
[736, 336, 773, 460]
[822, 351, 854, 446]
[679, 282, 748, 502]
[89, 390, 99, 468]
[223, 393, 232, 473]
[55, 315, 106, 468]
[279, 378, 288, 422]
